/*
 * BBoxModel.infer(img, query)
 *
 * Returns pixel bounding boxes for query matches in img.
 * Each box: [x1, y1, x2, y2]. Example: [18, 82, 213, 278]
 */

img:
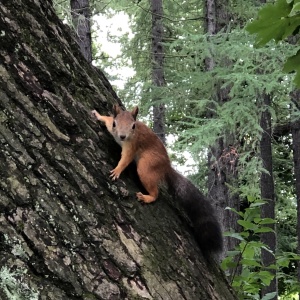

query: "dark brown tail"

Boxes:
[166, 168, 223, 255]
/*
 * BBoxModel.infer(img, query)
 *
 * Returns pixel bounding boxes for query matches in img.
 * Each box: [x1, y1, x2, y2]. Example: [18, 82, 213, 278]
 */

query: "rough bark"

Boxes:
[0, 0, 237, 299]
[151, 0, 166, 144]
[260, 94, 277, 299]
[204, 0, 240, 260]
[70, 0, 92, 63]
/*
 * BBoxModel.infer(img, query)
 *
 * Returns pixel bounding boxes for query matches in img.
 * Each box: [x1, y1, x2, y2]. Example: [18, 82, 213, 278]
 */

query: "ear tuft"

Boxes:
[131, 106, 139, 120]
[113, 105, 121, 117]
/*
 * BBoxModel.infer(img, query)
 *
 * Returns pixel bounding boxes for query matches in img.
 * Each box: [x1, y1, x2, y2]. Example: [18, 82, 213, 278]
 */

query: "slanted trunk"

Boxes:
[0, 1, 237, 299]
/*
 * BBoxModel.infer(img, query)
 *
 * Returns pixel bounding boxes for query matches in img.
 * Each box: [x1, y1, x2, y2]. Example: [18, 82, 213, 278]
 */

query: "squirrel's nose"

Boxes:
[120, 135, 126, 140]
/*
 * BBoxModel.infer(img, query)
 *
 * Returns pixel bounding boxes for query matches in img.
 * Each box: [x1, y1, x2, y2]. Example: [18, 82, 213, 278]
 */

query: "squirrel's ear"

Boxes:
[113, 105, 121, 117]
[131, 106, 139, 120]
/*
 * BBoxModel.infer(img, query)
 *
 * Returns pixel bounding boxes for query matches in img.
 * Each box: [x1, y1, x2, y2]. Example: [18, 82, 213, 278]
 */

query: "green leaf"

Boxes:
[254, 227, 274, 233]
[221, 259, 238, 270]
[249, 201, 265, 208]
[223, 232, 245, 241]
[247, 241, 265, 248]
[240, 258, 261, 267]
[243, 245, 255, 259]
[226, 250, 241, 257]
[283, 14, 300, 36]
[238, 220, 258, 230]
[283, 49, 300, 87]
[261, 292, 277, 300]
[261, 246, 275, 255]
[246, 0, 293, 46]
[257, 270, 274, 285]
[290, 2, 300, 15]
[258, 218, 276, 225]
[277, 256, 290, 268]
[225, 206, 244, 217]
[283, 49, 300, 73]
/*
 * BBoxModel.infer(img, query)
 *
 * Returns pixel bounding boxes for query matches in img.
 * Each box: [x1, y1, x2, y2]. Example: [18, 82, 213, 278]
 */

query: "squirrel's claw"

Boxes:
[136, 192, 144, 202]
[91, 110, 98, 118]
[110, 169, 120, 181]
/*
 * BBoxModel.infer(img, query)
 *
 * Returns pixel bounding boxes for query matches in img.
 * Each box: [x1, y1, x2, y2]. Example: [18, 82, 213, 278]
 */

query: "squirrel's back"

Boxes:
[134, 121, 171, 171]
[134, 122, 223, 254]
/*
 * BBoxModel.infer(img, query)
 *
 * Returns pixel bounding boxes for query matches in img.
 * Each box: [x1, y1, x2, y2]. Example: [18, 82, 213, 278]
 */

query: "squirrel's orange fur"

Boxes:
[92, 105, 223, 254]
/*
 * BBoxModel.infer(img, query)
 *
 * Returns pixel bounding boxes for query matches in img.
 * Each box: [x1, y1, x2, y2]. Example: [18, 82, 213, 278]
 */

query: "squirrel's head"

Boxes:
[111, 105, 138, 144]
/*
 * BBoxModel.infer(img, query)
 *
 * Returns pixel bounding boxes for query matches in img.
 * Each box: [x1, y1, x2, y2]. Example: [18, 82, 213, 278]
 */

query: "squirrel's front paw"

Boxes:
[110, 168, 121, 180]
[91, 109, 102, 121]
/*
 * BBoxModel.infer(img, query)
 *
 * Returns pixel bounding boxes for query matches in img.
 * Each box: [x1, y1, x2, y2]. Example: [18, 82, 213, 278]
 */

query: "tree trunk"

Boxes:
[204, 0, 240, 260]
[70, 0, 92, 63]
[260, 94, 277, 299]
[291, 90, 300, 284]
[257, 0, 277, 296]
[0, 1, 237, 299]
[294, 120, 300, 283]
[151, 0, 166, 144]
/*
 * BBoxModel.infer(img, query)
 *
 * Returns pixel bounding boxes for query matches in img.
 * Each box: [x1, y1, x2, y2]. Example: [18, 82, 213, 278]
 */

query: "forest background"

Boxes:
[53, 0, 300, 299]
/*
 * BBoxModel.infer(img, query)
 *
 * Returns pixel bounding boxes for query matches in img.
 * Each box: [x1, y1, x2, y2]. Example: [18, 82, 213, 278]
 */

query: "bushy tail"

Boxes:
[166, 168, 223, 255]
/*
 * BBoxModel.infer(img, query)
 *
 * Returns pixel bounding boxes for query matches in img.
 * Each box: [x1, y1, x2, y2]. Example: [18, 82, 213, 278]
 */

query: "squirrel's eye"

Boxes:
[113, 121, 116, 127]
[132, 123, 135, 130]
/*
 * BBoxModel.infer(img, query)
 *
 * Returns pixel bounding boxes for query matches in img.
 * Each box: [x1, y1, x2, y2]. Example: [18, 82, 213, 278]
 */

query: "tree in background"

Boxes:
[291, 90, 300, 283]
[150, 0, 166, 143]
[203, 0, 241, 260]
[259, 93, 277, 299]
[70, 0, 92, 63]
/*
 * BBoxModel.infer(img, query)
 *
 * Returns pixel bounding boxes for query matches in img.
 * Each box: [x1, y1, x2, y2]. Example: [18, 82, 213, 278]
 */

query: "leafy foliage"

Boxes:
[246, 0, 300, 87]
[222, 201, 300, 299]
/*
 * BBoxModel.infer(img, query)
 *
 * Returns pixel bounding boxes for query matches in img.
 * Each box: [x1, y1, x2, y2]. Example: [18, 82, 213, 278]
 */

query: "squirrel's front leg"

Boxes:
[110, 144, 134, 180]
[91, 110, 114, 134]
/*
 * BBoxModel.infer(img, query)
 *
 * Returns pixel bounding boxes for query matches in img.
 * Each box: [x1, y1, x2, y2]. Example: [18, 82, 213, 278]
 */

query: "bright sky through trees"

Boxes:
[93, 12, 135, 89]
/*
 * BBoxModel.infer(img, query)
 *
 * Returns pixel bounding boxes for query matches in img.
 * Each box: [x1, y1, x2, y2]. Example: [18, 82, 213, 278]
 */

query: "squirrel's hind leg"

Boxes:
[136, 161, 159, 204]
[136, 191, 157, 203]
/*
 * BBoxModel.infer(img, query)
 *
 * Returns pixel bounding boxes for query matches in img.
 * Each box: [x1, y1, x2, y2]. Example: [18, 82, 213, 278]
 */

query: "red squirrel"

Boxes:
[92, 105, 223, 254]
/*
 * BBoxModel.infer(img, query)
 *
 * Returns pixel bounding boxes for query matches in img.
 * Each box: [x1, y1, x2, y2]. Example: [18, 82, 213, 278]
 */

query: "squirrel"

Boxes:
[92, 105, 223, 254]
